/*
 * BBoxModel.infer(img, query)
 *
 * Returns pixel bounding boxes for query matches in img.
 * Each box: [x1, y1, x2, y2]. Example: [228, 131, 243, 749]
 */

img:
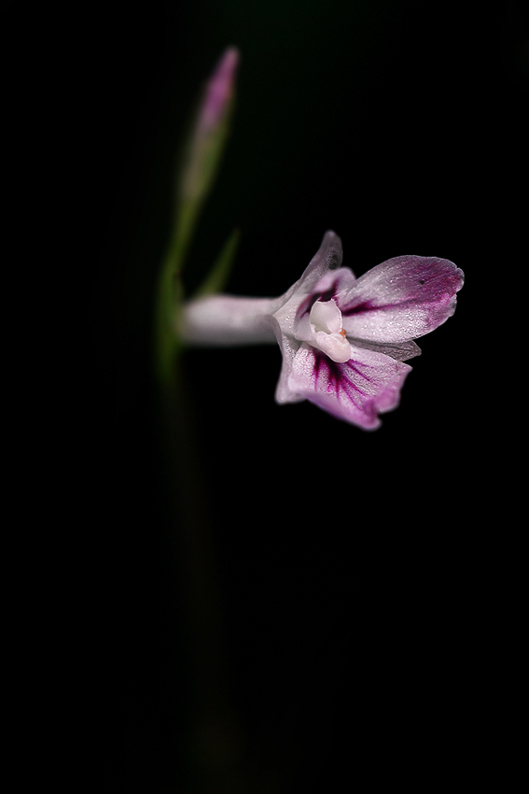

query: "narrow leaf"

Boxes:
[194, 228, 241, 298]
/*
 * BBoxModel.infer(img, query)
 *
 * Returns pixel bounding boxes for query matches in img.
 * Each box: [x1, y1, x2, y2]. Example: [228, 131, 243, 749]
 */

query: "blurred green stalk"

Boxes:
[151, 48, 254, 793]
[154, 47, 239, 389]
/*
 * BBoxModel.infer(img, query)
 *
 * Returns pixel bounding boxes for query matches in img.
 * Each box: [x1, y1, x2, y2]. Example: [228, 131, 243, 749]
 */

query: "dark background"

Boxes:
[50, 0, 526, 790]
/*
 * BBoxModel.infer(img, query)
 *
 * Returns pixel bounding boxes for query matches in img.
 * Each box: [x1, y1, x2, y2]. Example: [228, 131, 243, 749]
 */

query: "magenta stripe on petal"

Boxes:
[339, 255, 464, 344]
[288, 343, 412, 429]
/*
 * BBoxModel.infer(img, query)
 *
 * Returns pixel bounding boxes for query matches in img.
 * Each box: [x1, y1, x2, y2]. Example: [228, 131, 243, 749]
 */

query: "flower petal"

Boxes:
[281, 343, 412, 429]
[294, 230, 345, 293]
[339, 255, 464, 343]
[271, 231, 345, 324]
[348, 338, 422, 362]
[273, 332, 304, 404]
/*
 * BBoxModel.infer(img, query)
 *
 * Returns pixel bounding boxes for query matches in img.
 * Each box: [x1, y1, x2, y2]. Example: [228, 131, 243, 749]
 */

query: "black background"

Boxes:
[25, 0, 525, 790]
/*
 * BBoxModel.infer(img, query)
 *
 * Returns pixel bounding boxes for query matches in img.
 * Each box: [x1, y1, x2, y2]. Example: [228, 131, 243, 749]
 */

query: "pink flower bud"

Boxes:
[197, 47, 239, 135]
[178, 47, 240, 205]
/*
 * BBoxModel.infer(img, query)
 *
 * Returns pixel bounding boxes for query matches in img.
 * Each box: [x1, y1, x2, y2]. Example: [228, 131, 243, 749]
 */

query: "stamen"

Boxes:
[309, 299, 352, 363]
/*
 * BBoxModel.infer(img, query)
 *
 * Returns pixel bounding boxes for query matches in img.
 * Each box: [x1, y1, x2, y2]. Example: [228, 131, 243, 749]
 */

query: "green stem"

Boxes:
[154, 199, 198, 387]
[153, 205, 251, 792]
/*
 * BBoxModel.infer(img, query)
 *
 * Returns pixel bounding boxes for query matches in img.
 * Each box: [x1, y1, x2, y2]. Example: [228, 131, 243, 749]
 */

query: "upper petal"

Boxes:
[294, 230, 345, 294]
[339, 255, 464, 343]
[270, 231, 345, 321]
[282, 342, 412, 429]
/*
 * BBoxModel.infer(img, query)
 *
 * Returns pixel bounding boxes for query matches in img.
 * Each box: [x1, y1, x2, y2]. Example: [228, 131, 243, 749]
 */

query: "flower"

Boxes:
[181, 231, 464, 429]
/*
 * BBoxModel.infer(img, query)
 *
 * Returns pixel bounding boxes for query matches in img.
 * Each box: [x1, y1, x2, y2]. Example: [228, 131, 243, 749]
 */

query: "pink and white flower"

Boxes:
[181, 231, 464, 429]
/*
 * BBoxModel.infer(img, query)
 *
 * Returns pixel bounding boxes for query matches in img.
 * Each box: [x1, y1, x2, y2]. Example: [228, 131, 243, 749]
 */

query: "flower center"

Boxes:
[309, 299, 352, 363]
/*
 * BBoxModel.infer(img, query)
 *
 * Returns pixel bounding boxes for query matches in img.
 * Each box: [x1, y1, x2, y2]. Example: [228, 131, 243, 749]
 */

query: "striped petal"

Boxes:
[281, 343, 412, 430]
[339, 255, 464, 343]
